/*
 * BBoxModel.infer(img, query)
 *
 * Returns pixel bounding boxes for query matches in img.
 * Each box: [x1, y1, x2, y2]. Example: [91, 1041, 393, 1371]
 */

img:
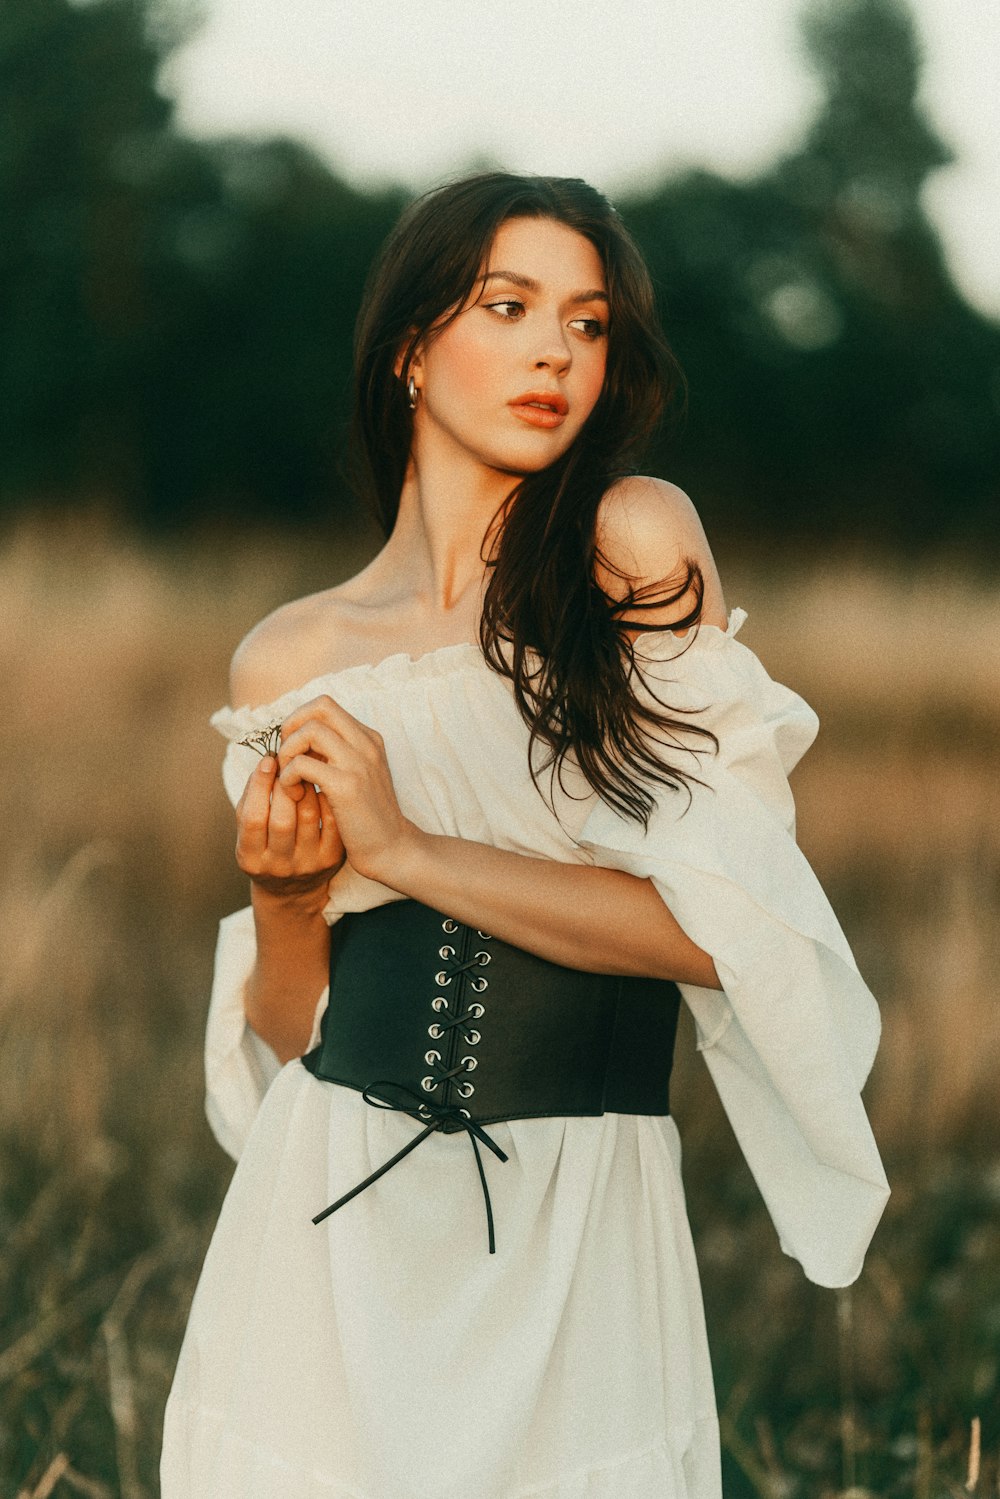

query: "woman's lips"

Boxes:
[509, 395, 568, 429]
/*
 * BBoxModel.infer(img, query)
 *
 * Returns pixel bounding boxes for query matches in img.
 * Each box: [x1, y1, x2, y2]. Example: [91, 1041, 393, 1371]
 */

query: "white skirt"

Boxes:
[160, 1061, 721, 1499]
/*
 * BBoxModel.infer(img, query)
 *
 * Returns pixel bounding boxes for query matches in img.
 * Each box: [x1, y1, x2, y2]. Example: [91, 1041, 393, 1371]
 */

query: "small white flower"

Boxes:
[237, 722, 282, 757]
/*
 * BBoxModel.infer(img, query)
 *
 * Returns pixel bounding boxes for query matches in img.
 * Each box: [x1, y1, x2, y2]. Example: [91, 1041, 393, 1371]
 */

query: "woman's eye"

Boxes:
[486, 299, 525, 320]
[570, 317, 607, 340]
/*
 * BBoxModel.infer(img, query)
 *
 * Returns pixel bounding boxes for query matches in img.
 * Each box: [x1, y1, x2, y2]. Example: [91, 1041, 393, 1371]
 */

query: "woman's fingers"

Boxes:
[274, 761, 334, 823]
[316, 789, 344, 866]
[280, 694, 375, 755]
[294, 782, 346, 870]
[233, 742, 346, 897]
[266, 775, 300, 861]
[279, 698, 387, 781]
[243, 696, 402, 885]
[235, 755, 278, 869]
[294, 781, 322, 846]
[277, 715, 384, 799]
[277, 717, 343, 780]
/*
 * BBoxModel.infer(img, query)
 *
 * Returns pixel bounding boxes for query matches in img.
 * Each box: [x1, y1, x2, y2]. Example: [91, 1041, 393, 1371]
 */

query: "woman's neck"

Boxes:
[383, 444, 515, 615]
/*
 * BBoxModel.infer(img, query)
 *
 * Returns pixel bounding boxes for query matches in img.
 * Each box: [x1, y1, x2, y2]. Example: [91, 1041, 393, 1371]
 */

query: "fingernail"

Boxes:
[260, 755, 275, 771]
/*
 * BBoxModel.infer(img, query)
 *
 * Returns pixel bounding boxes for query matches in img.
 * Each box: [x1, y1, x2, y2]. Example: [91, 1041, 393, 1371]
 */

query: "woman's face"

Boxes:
[410, 216, 609, 476]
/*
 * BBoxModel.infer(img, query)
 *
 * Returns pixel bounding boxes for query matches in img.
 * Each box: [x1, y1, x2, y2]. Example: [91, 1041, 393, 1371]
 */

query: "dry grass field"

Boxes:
[0, 509, 997, 1498]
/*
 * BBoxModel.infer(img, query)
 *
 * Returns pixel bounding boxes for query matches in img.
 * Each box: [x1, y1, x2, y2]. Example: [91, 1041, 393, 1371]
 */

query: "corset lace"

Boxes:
[311, 916, 509, 1253]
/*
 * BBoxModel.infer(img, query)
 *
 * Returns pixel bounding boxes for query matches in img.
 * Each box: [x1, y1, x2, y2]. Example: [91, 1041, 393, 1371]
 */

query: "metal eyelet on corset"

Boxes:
[438, 944, 456, 960]
[475, 951, 492, 965]
[469, 1002, 485, 1019]
[470, 975, 489, 992]
[457, 1080, 475, 1098]
[421, 1077, 438, 1092]
[435, 971, 452, 986]
[427, 1023, 443, 1039]
[464, 1029, 481, 1045]
[424, 1049, 442, 1066]
[442, 918, 458, 933]
[476, 931, 492, 940]
[431, 996, 448, 1012]
[459, 1107, 471, 1119]
[461, 1056, 478, 1072]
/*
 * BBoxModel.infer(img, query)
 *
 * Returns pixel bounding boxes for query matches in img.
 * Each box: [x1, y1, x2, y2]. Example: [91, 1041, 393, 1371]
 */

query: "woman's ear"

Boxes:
[393, 333, 423, 383]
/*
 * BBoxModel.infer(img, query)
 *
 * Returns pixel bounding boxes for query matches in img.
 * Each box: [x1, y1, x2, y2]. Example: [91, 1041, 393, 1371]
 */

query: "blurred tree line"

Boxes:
[1, 0, 997, 552]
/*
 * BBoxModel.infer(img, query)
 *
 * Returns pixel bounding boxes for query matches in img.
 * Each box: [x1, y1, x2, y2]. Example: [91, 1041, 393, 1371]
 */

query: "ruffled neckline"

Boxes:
[210, 607, 748, 736]
[210, 638, 490, 737]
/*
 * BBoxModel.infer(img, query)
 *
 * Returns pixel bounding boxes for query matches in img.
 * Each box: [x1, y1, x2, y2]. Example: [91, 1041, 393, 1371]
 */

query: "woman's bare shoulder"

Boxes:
[228, 587, 349, 710]
[594, 475, 728, 631]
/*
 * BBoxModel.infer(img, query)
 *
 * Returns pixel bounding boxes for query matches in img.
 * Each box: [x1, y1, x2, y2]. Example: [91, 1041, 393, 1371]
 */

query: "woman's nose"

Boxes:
[531, 317, 571, 372]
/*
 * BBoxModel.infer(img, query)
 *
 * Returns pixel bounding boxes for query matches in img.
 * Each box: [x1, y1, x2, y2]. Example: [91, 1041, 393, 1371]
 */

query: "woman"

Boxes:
[161, 172, 889, 1498]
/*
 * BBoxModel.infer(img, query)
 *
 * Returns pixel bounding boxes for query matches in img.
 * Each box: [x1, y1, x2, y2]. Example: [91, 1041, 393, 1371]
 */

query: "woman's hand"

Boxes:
[276, 694, 418, 885]
[235, 752, 346, 910]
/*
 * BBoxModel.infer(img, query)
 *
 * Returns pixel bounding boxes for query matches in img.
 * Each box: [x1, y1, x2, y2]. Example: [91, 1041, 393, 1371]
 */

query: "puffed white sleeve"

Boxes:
[202, 728, 328, 1162]
[574, 610, 890, 1288]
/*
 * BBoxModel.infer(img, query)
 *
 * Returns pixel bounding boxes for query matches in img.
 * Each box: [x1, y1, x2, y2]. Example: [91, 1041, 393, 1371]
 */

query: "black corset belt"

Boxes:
[301, 897, 682, 1254]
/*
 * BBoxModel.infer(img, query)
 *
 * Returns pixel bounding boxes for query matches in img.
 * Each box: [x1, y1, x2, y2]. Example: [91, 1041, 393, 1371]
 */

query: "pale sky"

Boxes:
[161, 0, 1000, 320]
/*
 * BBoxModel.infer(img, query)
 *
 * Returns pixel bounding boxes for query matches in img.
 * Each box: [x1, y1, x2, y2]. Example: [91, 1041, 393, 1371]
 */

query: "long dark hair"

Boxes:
[349, 171, 716, 827]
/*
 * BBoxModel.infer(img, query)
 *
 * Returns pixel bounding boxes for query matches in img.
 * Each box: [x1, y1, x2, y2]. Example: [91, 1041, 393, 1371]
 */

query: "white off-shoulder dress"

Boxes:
[160, 610, 889, 1499]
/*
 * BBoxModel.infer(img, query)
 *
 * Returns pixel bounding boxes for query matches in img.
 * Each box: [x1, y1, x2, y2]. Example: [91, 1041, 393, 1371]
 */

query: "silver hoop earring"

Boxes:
[407, 375, 418, 410]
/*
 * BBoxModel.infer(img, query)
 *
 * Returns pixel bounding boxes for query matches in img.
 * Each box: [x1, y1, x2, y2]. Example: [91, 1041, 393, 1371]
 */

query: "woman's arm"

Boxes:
[245, 883, 331, 1065]
[277, 699, 722, 993]
[238, 744, 718, 1069]
[233, 753, 342, 1063]
[387, 828, 721, 988]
